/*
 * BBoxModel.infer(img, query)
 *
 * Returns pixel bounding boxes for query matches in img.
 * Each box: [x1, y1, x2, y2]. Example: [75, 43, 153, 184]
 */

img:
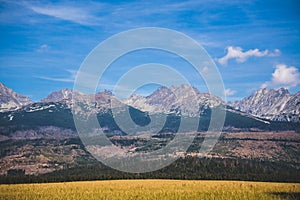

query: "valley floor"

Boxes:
[0, 180, 299, 200]
[1, 131, 299, 176]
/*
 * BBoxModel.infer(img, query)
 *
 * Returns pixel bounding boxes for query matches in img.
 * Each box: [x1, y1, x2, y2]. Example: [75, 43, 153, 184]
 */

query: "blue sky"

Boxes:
[0, 0, 299, 102]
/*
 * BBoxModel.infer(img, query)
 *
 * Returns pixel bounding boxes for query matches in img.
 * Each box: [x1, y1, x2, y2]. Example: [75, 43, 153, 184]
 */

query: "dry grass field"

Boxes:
[0, 180, 299, 200]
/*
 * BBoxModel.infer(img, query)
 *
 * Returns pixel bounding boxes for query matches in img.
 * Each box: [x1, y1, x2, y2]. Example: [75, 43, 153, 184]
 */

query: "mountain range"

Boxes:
[0, 82, 299, 123]
[0, 82, 299, 178]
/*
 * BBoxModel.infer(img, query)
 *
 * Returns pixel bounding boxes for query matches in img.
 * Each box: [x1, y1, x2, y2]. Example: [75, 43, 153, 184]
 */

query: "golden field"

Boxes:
[0, 180, 299, 200]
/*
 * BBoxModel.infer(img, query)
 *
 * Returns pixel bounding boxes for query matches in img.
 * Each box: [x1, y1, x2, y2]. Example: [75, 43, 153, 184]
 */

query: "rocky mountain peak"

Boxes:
[170, 84, 201, 99]
[0, 82, 32, 112]
[41, 89, 73, 102]
[277, 87, 290, 95]
[125, 84, 223, 116]
[257, 87, 270, 95]
[129, 93, 143, 98]
[97, 89, 113, 96]
[230, 87, 299, 122]
[170, 84, 199, 94]
[147, 86, 171, 98]
[256, 87, 289, 97]
[95, 89, 115, 99]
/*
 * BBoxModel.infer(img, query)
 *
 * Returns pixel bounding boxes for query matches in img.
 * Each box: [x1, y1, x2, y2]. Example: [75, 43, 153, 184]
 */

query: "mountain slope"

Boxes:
[230, 88, 300, 122]
[0, 82, 32, 112]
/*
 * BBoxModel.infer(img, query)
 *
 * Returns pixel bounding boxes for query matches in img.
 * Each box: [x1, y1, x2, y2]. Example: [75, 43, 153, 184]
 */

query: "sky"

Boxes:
[0, 0, 300, 102]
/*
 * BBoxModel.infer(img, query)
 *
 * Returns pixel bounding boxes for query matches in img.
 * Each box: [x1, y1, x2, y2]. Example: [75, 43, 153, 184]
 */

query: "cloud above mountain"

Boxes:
[224, 88, 236, 96]
[218, 46, 280, 65]
[262, 64, 300, 89]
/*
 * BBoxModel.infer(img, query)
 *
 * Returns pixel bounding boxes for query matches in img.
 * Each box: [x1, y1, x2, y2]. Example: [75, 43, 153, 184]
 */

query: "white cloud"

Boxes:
[262, 64, 300, 88]
[37, 69, 77, 83]
[218, 46, 281, 65]
[37, 44, 49, 53]
[269, 49, 281, 56]
[27, 4, 101, 25]
[224, 88, 236, 96]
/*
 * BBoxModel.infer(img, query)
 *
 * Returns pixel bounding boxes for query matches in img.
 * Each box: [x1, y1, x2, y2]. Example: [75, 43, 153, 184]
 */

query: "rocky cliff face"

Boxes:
[230, 88, 300, 122]
[0, 82, 32, 112]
